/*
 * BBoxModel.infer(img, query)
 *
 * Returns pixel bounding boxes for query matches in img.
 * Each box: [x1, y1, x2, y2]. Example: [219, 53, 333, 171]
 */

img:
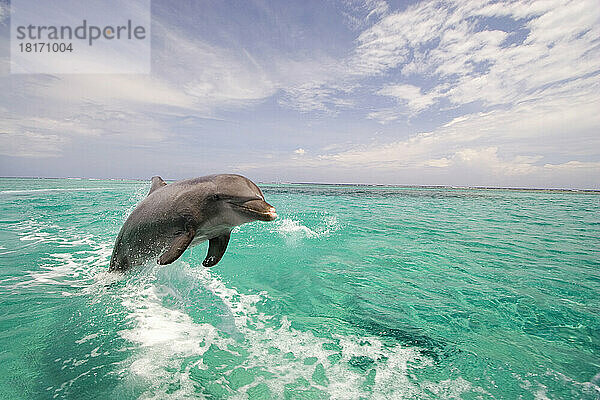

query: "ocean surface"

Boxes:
[0, 177, 599, 400]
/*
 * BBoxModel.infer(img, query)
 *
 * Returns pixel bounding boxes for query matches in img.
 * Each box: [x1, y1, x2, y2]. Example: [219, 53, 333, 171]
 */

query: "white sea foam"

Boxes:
[8, 182, 148, 290]
[75, 333, 100, 345]
[10, 219, 112, 289]
[0, 244, 14, 255]
[12, 219, 59, 246]
[115, 268, 224, 399]
[116, 263, 473, 399]
[19, 243, 111, 288]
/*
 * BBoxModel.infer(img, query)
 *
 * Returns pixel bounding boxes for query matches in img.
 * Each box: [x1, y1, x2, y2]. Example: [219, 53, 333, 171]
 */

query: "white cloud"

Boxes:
[294, 148, 306, 155]
[319, 75, 600, 169]
[543, 160, 600, 171]
[279, 82, 354, 113]
[365, 0, 389, 20]
[349, 2, 446, 76]
[268, 67, 599, 187]
[281, 0, 599, 118]
[0, 131, 67, 158]
[341, 0, 390, 30]
[377, 84, 437, 113]
[367, 109, 399, 124]
[451, 147, 540, 176]
[36, 75, 197, 110]
[280, 84, 340, 113]
[359, 0, 600, 113]
[0, 2, 7, 23]
[424, 157, 451, 168]
[14, 117, 101, 137]
[313, 0, 600, 187]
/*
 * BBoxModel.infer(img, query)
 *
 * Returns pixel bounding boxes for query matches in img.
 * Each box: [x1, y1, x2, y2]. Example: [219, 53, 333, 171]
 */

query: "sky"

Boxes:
[0, 0, 599, 188]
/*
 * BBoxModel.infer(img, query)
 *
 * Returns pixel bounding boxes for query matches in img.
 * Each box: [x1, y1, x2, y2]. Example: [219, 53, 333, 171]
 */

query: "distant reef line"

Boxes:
[1, 176, 599, 193]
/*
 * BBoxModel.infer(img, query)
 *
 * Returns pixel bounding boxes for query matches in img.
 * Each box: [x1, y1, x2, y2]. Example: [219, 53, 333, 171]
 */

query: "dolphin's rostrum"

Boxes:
[109, 174, 277, 272]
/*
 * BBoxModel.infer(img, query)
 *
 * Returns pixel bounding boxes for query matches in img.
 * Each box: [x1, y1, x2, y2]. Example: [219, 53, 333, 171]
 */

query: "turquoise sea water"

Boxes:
[0, 177, 598, 399]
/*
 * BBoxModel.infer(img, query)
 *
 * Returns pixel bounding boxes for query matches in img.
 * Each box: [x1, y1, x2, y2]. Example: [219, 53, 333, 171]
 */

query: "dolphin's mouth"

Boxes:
[232, 199, 277, 221]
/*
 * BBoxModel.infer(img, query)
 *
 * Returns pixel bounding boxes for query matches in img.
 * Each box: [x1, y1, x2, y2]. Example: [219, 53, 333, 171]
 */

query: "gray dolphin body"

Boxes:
[109, 174, 277, 272]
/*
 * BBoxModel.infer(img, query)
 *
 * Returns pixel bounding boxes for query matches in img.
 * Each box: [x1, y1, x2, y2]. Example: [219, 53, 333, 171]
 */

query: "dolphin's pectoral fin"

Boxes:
[148, 176, 167, 196]
[158, 229, 195, 265]
[203, 232, 231, 267]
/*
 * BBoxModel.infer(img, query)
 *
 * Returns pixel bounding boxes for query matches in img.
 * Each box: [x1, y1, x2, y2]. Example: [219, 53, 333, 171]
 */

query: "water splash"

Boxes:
[272, 215, 339, 239]
[114, 263, 474, 399]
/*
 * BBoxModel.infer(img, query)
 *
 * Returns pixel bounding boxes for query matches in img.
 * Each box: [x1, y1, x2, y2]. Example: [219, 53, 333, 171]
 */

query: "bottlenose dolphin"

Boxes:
[109, 174, 277, 272]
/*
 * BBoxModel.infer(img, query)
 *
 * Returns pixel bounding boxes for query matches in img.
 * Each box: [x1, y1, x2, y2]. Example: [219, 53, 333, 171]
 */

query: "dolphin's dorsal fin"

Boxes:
[148, 176, 167, 195]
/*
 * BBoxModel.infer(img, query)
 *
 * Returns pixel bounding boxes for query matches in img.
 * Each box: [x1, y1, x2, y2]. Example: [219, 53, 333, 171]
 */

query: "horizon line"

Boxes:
[1, 175, 599, 193]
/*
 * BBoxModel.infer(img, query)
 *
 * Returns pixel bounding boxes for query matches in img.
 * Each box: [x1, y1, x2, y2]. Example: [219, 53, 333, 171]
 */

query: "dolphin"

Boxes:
[109, 174, 277, 272]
